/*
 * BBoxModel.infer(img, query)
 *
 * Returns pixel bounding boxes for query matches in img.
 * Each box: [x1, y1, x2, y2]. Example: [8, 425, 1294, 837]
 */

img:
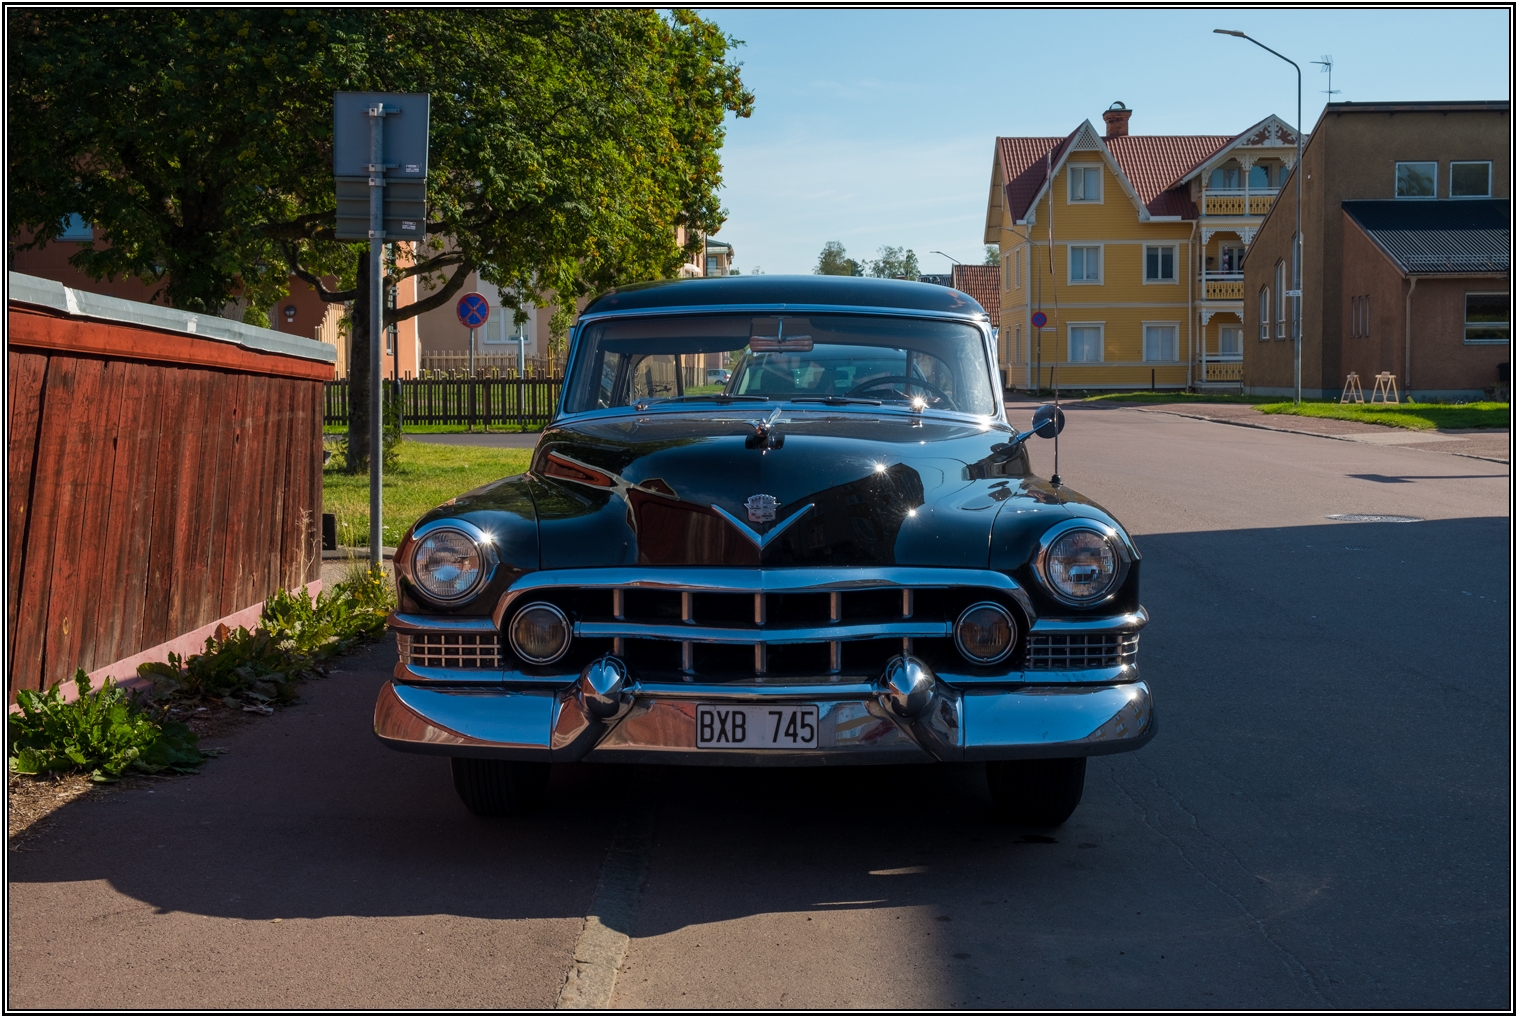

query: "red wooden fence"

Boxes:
[6, 273, 336, 699]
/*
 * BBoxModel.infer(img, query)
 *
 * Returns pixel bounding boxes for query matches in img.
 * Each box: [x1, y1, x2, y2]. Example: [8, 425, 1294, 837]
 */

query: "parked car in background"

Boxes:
[375, 276, 1153, 825]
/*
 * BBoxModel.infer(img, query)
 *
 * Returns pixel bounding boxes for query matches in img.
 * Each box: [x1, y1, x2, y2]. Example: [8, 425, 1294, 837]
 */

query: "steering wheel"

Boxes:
[846, 375, 952, 406]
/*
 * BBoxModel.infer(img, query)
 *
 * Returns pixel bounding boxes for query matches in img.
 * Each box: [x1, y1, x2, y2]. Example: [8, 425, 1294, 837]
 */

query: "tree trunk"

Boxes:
[347, 249, 371, 472]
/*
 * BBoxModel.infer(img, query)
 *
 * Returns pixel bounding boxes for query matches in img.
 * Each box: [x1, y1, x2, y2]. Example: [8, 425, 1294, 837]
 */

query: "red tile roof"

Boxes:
[950, 264, 1000, 320]
[997, 127, 1233, 222]
[997, 134, 1073, 224]
[1105, 134, 1232, 218]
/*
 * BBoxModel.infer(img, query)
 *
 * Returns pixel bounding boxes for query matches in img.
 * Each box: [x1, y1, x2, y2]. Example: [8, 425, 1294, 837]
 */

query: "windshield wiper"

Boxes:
[790, 396, 883, 406]
[638, 394, 771, 407]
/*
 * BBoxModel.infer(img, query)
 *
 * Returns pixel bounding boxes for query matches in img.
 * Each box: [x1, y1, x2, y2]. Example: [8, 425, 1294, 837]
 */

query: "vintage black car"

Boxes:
[375, 276, 1153, 825]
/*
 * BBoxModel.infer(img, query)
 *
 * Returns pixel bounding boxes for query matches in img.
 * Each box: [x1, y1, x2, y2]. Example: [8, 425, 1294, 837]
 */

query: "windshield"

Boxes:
[563, 314, 997, 416]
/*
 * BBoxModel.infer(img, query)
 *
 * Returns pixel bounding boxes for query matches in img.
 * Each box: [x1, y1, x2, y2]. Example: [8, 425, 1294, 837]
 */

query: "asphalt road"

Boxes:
[9, 404, 1510, 1009]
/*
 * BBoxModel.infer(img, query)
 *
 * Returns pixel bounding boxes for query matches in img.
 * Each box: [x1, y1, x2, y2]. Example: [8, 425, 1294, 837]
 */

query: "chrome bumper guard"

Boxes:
[374, 657, 1155, 767]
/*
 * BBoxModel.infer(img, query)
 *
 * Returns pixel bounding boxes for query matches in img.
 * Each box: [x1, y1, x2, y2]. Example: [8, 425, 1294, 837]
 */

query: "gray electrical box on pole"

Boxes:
[333, 91, 430, 568]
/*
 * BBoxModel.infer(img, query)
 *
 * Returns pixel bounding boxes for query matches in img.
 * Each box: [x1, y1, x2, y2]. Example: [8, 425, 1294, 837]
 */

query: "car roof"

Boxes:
[581, 274, 988, 318]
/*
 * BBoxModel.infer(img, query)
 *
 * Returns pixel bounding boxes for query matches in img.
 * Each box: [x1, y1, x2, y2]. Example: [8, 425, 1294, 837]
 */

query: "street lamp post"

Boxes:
[930, 250, 962, 266]
[1215, 29, 1303, 406]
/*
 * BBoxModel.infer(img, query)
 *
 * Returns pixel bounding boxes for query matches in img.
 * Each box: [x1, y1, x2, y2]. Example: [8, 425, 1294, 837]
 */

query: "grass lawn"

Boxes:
[1255, 401, 1511, 431]
[1079, 391, 1276, 405]
[324, 440, 533, 548]
[324, 423, 543, 435]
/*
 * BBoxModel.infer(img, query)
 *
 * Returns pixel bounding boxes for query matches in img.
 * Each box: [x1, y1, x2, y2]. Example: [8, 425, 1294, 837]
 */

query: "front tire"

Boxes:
[450, 758, 550, 817]
[986, 757, 1086, 826]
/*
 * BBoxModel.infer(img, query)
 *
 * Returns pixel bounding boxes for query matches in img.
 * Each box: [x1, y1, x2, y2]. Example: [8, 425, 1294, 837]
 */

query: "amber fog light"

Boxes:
[954, 602, 1017, 665]
[509, 602, 572, 664]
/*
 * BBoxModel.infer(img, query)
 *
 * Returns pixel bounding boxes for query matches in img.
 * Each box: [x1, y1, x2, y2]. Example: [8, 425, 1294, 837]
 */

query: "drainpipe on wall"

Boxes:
[1187, 219, 1196, 389]
[1404, 275, 1417, 394]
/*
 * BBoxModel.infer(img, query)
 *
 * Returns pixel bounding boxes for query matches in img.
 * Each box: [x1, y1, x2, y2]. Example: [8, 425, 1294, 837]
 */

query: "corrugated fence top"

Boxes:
[8, 271, 338, 364]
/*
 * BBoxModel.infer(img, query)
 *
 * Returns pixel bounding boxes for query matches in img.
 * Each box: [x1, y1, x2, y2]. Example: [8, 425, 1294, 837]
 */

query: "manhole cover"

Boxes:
[1325, 513, 1424, 523]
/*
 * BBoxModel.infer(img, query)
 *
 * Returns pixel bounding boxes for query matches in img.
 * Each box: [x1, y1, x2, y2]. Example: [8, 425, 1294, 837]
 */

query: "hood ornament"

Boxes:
[745, 406, 785, 451]
[745, 494, 778, 523]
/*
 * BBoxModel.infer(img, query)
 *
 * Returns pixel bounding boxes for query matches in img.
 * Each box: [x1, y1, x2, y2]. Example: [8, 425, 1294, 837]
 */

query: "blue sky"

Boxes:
[700, 8, 1511, 275]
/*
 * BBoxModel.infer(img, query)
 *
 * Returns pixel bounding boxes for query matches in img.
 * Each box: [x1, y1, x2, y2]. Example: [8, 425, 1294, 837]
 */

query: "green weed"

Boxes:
[8, 671, 203, 782]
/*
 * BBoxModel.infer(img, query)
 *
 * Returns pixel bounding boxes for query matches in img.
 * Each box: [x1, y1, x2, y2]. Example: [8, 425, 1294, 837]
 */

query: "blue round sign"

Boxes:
[457, 292, 491, 328]
[1031, 311, 1048, 329]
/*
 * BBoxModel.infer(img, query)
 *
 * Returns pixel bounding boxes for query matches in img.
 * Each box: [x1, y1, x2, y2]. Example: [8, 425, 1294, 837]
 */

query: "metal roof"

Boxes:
[582, 275, 988, 317]
[1342, 200, 1510, 275]
[7, 271, 337, 363]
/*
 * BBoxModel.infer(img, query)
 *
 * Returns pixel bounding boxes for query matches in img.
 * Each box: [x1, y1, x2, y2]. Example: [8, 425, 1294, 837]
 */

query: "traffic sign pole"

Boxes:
[455, 293, 492, 436]
[368, 102, 388, 571]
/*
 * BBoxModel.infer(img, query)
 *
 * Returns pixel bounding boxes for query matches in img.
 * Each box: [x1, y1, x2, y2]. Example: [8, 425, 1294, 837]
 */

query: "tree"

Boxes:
[9, 9, 752, 467]
[984, 245, 1001, 267]
[866, 246, 919, 280]
[815, 241, 860, 276]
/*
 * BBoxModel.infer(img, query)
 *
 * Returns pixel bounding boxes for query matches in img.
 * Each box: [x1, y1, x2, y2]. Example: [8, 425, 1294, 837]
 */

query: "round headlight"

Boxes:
[509, 602, 572, 665]
[954, 602, 1018, 665]
[1042, 527, 1121, 605]
[412, 527, 485, 602]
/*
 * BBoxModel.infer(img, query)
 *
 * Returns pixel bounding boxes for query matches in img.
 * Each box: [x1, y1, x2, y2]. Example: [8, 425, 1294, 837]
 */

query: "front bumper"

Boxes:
[373, 669, 1155, 766]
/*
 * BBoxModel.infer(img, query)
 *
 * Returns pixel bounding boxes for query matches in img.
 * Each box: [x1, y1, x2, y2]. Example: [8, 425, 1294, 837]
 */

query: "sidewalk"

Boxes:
[1035, 401, 1509, 464]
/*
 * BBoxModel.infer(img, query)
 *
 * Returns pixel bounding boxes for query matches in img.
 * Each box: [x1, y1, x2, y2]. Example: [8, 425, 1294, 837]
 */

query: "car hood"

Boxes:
[519, 408, 1076, 569]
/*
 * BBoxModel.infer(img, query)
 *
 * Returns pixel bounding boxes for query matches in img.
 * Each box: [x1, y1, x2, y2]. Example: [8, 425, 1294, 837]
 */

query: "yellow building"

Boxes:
[985, 103, 1300, 391]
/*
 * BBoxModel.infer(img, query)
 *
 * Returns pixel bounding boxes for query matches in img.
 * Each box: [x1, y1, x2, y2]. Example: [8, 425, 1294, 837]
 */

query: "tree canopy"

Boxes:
[8, 9, 753, 326]
[814, 241, 860, 276]
[866, 245, 919, 280]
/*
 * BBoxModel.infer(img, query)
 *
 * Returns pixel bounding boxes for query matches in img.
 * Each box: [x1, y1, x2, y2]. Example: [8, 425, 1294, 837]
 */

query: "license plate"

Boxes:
[696, 704, 819, 749]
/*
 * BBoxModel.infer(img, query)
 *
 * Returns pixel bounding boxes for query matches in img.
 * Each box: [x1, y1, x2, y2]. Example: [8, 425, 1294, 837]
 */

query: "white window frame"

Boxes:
[1259, 286, 1270, 341]
[1068, 244, 1103, 285]
[1395, 161, 1438, 200]
[1141, 322, 1181, 363]
[1015, 247, 1023, 289]
[1464, 291, 1510, 345]
[1067, 322, 1105, 363]
[1219, 326, 1244, 358]
[1274, 260, 1286, 338]
[1067, 163, 1103, 203]
[1449, 161, 1493, 199]
[1143, 244, 1178, 284]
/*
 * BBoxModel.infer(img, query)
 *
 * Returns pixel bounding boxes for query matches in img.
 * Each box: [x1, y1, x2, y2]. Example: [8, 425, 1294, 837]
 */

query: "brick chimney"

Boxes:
[1102, 102, 1132, 138]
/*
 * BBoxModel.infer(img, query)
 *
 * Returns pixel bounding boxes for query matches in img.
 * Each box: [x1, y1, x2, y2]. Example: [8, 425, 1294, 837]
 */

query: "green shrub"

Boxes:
[8, 671, 203, 782]
[138, 567, 394, 704]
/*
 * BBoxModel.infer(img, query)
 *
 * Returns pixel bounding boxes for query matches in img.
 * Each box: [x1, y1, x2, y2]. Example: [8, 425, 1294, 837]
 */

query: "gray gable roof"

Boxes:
[1342, 199, 1509, 275]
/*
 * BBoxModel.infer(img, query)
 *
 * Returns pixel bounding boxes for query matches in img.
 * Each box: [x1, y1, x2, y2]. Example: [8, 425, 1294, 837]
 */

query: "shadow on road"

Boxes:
[8, 517, 1509, 1009]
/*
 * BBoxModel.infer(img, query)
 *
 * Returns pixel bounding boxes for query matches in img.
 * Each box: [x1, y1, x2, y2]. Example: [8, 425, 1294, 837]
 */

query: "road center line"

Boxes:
[556, 818, 651, 1009]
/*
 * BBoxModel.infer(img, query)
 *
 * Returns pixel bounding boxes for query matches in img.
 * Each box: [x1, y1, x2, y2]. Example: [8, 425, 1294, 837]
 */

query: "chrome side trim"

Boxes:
[1028, 606, 1148, 634]
[389, 612, 497, 634]
[574, 303, 991, 326]
[575, 619, 950, 645]
[493, 566, 1034, 629]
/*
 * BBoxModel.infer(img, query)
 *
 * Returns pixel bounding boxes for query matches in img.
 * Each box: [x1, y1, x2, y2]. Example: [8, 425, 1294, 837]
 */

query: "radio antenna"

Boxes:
[1312, 55, 1340, 100]
[1047, 144, 1062, 487]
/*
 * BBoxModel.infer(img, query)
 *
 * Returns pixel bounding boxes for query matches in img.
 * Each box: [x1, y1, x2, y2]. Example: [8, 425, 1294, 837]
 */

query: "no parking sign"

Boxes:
[457, 292, 491, 329]
[1031, 311, 1048, 329]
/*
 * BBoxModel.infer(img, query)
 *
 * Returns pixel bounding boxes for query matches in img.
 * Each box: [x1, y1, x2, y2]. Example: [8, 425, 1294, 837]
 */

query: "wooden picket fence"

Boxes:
[324, 375, 565, 427]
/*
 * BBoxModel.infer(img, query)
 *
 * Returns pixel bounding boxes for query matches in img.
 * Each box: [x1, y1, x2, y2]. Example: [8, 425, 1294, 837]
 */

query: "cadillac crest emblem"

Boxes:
[745, 494, 778, 523]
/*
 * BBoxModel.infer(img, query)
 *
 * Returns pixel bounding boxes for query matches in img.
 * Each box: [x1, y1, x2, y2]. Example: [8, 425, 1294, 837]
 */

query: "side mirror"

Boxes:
[1031, 403, 1065, 439]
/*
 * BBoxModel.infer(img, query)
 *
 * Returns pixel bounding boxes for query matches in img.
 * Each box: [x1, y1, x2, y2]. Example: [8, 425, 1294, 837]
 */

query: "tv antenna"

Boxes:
[1311, 55, 1340, 100]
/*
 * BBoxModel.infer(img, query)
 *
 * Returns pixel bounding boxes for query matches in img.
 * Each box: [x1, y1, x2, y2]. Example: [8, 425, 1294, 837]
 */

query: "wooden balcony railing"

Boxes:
[1204, 276, 1245, 301]
[1201, 359, 1244, 382]
[1203, 188, 1279, 217]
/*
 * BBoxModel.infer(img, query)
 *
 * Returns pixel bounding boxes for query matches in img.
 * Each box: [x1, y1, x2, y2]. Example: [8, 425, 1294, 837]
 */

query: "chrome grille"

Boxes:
[1024, 632, 1138, 670]
[399, 631, 502, 669]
